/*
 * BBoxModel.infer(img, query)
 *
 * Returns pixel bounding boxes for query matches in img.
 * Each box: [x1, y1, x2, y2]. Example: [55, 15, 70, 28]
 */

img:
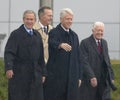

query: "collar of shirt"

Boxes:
[38, 21, 48, 31]
[24, 25, 33, 33]
[95, 39, 101, 45]
[39, 21, 44, 28]
[61, 24, 69, 32]
[93, 36, 101, 45]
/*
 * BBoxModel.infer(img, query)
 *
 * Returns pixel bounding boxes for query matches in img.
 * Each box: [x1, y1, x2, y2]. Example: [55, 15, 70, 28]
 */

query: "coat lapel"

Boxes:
[101, 39, 106, 57]
[33, 22, 48, 40]
[90, 35, 100, 54]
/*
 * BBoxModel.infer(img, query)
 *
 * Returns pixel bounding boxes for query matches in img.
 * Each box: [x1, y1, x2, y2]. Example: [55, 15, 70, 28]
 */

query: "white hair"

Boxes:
[60, 8, 73, 18]
[92, 21, 105, 30]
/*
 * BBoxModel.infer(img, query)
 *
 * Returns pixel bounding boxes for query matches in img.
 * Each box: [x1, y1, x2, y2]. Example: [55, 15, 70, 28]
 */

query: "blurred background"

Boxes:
[0, 0, 120, 59]
[0, 0, 120, 100]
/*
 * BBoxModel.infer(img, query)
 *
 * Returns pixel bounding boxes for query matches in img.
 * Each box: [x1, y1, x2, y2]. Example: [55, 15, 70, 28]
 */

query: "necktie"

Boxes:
[43, 27, 48, 34]
[29, 30, 33, 35]
[97, 40, 102, 53]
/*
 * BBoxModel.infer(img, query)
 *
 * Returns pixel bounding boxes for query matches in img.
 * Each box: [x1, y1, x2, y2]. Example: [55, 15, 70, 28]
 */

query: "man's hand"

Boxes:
[78, 80, 82, 87]
[59, 43, 72, 52]
[90, 77, 97, 87]
[42, 76, 46, 83]
[112, 80, 114, 84]
[6, 70, 14, 79]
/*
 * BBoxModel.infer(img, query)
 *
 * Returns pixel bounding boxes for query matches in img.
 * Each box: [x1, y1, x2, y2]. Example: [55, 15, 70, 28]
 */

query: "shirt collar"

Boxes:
[24, 25, 33, 33]
[61, 24, 69, 32]
[38, 21, 47, 29]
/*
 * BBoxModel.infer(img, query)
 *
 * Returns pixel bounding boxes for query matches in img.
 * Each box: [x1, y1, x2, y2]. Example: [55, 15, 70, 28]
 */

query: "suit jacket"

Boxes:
[33, 21, 53, 63]
[79, 34, 114, 100]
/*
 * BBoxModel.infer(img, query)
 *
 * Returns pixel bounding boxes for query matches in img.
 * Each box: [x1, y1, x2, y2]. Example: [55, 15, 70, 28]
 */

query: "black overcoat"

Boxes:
[44, 24, 81, 100]
[79, 35, 114, 100]
[4, 24, 47, 100]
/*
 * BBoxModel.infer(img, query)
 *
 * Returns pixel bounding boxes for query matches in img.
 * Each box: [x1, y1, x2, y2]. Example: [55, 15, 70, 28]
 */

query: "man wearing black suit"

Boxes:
[4, 10, 46, 100]
[79, 22, 115, 100]
[44, 8, 82, 100]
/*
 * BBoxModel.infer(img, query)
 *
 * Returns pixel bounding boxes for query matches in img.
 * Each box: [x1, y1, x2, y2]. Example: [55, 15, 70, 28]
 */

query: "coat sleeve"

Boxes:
[79, 40, 95, 80]
[37, 33, 47, 76]
[101, 40, 117, 90]
[48, 30, 62, 50]
[104, 40, 114, 80]
[4, 31, 18, 72]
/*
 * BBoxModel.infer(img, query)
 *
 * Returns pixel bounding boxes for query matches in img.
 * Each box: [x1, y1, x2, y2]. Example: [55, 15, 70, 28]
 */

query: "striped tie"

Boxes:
[43, 27, 48, 34]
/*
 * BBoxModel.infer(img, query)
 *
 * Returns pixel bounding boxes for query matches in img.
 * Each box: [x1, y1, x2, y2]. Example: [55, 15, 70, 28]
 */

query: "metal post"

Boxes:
[8, 0, 11, 36]
[40, 0, 53, 9]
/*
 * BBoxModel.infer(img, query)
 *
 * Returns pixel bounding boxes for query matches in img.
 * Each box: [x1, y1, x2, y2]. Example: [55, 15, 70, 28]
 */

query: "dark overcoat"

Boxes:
[4, 24, 47, 100]
[79, 35, 114, 100]
[44, 24, 81, 100]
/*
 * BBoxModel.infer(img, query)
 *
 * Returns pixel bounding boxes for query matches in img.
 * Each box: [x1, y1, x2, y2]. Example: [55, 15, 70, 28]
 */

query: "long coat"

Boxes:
[44, 24, 81, 100]
[33, 21, 53, 63]
[4, 24, 47, 100]
[79, 35, 114, 100]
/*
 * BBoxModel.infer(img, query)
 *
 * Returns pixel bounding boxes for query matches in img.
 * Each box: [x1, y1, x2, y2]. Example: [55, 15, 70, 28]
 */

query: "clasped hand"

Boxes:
[59, 43, 72, 52]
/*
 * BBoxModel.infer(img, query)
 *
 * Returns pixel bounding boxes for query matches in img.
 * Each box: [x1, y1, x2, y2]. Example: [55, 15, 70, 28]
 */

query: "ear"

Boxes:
[60, 17, 62, 22]
[92, 29, 94, 32]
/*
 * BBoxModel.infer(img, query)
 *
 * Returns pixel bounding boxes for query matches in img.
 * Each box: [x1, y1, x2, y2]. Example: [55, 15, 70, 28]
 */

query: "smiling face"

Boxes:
[40, 9, 53, 26]
[60, 8, 74, 30]
[60, 13, 73, 30]
[92, 22, 104, 40]
[23, 12, 36, 29]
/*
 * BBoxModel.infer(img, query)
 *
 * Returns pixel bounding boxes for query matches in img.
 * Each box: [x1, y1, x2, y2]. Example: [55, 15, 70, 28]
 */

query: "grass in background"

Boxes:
[0, 59, 8, 100]
[0, 59, 120, 100]
[112, 64, 120, 100]
[111, 60, 120, 65]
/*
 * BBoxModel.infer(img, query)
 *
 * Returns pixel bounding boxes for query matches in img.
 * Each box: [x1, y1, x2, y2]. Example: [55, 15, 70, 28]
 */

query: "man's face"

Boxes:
[60, 13, 73, 29]
[23, 13, 36, 29]
[40, 9, 53, 26]
[92, 25, 104, 40]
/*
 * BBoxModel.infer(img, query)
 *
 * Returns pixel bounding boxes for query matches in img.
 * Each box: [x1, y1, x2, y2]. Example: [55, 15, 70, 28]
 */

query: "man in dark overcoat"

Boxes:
[4, 10, 47, 100]
[79, 22, 115, 100]
[44, 8, 82, 100]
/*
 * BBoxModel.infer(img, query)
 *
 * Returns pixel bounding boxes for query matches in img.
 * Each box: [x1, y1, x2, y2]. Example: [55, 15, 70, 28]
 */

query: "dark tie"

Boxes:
[29, 30, 33, 35]
[43, 27, 48, 34]
[97, 40, 102, 53]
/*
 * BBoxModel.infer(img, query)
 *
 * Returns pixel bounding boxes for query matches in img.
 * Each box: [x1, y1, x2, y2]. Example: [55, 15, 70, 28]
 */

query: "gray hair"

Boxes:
[92, 21, 105, 30]
[60, 8, 73, 18]
[23, 10, 36, 19]
[38, 6, 52, 19]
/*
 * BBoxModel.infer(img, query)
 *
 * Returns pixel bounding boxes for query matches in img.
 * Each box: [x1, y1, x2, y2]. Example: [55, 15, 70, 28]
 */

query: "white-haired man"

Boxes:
[79, 22, 116, 100]
[44, 8, 82, 100]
